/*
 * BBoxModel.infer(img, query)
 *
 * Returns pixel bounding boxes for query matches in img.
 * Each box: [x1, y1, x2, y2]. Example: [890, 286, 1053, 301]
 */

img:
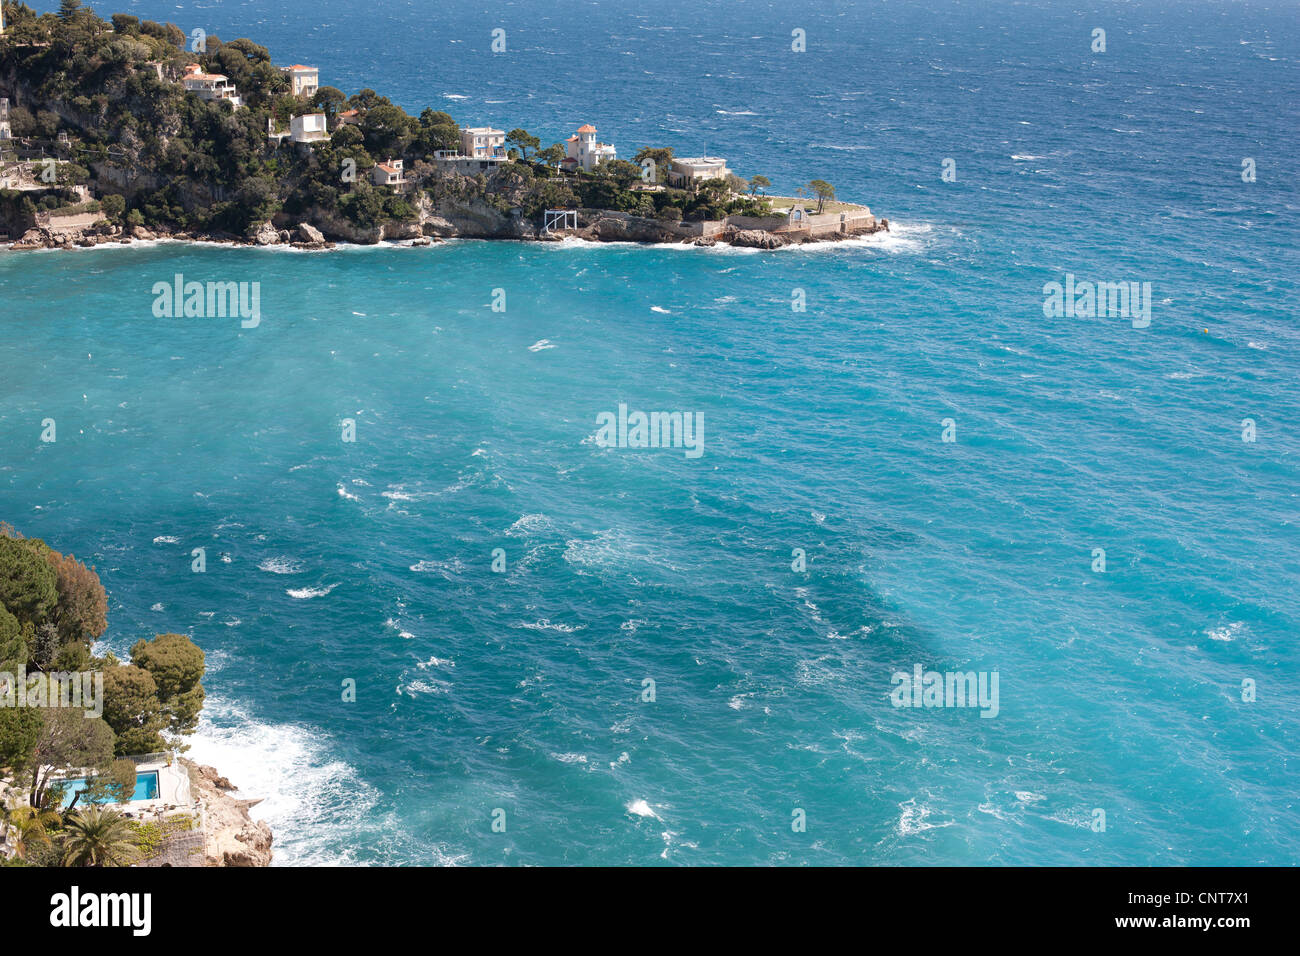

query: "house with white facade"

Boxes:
[289, 113, 329, 144]
[182, 64, 243, 109]
[563, 124, 616, 173]
[371, 158, 405, 187]
[667, 156, 730, 188]
[459, 127, 506, 161]
[281, 65, 319, 97]
[0, 98, 10, 141]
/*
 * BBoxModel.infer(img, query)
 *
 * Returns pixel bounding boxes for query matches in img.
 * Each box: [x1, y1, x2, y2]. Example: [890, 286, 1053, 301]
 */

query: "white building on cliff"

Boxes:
[564, 124, 616, 173]
[281, 65, 319, 97]
[182, 64, 243, 109]
[290, 113, 329, 143]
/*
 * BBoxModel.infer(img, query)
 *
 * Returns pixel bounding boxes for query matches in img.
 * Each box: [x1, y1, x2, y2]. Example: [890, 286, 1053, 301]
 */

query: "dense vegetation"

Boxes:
[0, 523, 206, 866]
[0, 1, 782, 239]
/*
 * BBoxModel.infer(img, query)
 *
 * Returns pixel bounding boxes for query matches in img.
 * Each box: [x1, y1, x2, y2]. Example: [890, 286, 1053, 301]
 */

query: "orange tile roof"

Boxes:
[576, 124, 596, 133]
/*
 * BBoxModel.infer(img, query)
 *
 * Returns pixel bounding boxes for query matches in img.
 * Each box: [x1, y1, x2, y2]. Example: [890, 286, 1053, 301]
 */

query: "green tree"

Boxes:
[26, 707, 115, 808]
[535, 143, 564, 168]
[57, 0, 81, 22]
[809, 179, 835, 213]
[312, 86, 346, 122]
[130, 633, 205, 737]
[598, 158, 643, 191]
[100, 665, 166, 756]
[99, 194, 126, 221]
[506, 128, 539, 162]
[0, 603, 26, 672]
[0, 534, 58, 627]
[414, 108, 459, 155]
[110, 14, 140, 34]
[61, 806, 140, 867]
[749, 174, 771, 196]
[0, 706, 43, 779]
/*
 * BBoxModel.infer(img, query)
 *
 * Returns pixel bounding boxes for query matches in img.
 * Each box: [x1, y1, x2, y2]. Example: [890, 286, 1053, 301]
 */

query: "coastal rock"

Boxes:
[722, 227, 789, 250]
[296, 222, 326, 244]
[12, 228, 50, 249]
[581, 213, 679, 244]
[132, 225, 156, 241]
[252, 221, 280, 246]
[185, 761, 273, 867]
[381, 221, 422, 241]
[420, 197, 534, 240]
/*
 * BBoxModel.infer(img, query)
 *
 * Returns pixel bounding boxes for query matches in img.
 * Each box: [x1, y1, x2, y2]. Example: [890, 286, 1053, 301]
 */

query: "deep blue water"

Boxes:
[2, 0, 1298, 865]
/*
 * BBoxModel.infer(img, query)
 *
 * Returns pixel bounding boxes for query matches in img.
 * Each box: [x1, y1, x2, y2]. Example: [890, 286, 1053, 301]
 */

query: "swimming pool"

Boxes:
[57, 770, 160, 809]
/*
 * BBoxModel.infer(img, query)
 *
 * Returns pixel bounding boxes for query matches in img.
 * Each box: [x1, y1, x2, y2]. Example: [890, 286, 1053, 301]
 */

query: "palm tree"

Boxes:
[2, 804, 63, 861]
[60, 806, 139, 867]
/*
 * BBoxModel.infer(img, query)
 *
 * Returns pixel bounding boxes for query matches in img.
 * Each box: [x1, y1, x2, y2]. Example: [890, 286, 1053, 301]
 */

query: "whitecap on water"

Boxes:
[259, 556, 304, 574]
[286, 583, 338, 599]
[626, 798, 661, 819]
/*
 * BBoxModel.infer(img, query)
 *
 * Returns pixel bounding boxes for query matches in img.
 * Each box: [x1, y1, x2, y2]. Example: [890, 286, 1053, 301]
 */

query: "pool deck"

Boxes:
[50, 758, 196, 820]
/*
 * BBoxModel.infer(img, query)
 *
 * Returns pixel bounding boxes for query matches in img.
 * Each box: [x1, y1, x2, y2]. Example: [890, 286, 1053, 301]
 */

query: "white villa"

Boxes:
[0, 98, 9, 141]
[182, 64, 243, 109]
[289, 112, 329, 144]
[281, 64, 319, 97]
[564, 124, 616, 172]
[459, 127, 506, 161]
[668, 156, 730, 188]
[371, 158, 405, 187]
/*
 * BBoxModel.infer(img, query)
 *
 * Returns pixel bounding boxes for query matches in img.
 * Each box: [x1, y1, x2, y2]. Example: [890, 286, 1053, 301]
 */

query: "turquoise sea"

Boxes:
[2, 0, 1298, 865]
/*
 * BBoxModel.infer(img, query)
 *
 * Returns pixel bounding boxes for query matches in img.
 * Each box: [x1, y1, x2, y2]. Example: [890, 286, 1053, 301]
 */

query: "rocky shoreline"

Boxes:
[2, 210, 889, 253]
[185, 760, 273, 867]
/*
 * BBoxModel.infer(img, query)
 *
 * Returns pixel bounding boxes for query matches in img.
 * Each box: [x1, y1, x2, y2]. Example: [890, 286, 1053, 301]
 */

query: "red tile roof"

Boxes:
[576, 124, 596, 133]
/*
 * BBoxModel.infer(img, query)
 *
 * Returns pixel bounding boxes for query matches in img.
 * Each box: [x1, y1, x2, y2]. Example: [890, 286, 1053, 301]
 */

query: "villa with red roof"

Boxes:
[563, 123, 616, 173]
[371, 158, 406, 188]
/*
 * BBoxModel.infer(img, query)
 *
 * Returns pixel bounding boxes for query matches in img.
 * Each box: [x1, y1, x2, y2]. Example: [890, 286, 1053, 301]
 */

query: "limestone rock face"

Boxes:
[296, 222, 326, 244]
[381, 221, 421, 241]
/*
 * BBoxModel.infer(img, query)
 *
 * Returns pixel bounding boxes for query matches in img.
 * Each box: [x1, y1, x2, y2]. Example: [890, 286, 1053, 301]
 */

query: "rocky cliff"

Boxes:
[185, 761, 273, 867]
